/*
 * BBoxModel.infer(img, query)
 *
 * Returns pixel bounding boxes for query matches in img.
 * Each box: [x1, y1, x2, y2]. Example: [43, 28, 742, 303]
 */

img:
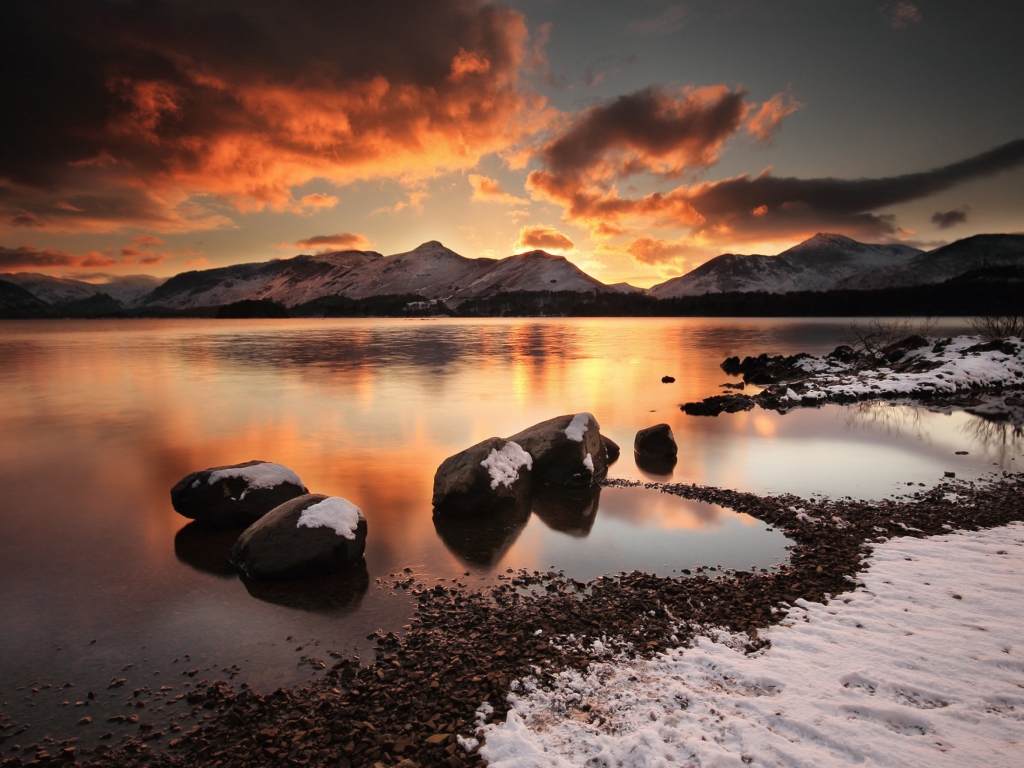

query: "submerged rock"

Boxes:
[634, 423, 678, 460]
[170, 460, 308, 528]
[432, 437, 533, 514]
[229, 494, 367, 580]
[682, 394, 756, 416]
[507, 412, 607, 486]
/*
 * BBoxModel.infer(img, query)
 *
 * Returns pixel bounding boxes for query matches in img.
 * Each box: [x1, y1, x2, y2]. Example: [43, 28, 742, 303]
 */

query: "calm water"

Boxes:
[1, 317, 1019, 741]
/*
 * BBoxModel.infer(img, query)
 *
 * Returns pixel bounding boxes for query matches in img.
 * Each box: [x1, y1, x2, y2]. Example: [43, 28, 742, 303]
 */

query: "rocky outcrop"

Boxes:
[170, 460, 309, 527]
[229, 494, 367, 580]
[507, 413, 607, 486]
[432, 437, 533, 514]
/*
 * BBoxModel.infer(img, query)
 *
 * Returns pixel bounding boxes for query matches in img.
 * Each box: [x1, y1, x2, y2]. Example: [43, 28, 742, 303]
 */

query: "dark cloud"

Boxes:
[685, 139, 1024, 240]
[515, 225, 574, 252]
[881, 2, 923, 29]
[295, 233, 372, 250]
[931, 208, 969, 229]
[0, 0, 547, 233]
[527, 85, 800, 234]
[0, 246, 117, 271]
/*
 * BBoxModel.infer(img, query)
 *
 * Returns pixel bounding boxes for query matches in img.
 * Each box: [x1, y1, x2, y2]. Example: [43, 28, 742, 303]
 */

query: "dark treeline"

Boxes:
[2, 267, 1021, 320]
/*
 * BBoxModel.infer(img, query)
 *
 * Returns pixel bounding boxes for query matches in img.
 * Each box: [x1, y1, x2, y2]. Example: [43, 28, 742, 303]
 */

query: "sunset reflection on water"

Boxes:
[0, 317, 1017, 736]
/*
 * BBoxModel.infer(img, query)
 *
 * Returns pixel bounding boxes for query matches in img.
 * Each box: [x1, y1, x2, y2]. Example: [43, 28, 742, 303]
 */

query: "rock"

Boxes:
[431, 437, 532, 514]
[826, 344, 859, 362]
[170, 460, 308, 528]
[229, 494, 367, 580]
[882, 334, 929, 362]
[507, 413, 607, 486]
[602, 435, 621, 464]
[681, 394, 755, 416]
[634, 424, 678, 461]
[661, 375, 675, 383]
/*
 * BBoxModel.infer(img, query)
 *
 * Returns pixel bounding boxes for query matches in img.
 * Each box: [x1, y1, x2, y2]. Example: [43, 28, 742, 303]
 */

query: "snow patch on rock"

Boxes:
[564, 413, 592, 442]
[207, 462, 304, 490]
[296, 497, 364, 539]
[480, 442, 533, 489]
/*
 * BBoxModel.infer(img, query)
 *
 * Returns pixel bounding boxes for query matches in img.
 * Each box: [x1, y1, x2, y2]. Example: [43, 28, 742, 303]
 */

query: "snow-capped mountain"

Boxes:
[0, 273, 165, 305]
[135, 242, 611, 310]
[649, 234, 922, 298]
[833, 234, 1024, 290]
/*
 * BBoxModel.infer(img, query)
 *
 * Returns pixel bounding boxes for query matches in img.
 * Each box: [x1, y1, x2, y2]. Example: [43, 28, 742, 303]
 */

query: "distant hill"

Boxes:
[649, 233, 922, 298]
[135, 241, 611, 311]
[834, 234, 1024, 290]
[4, 233, 1022, 317]
[0, 279, 53, 318]
[0, 273, 165, 306]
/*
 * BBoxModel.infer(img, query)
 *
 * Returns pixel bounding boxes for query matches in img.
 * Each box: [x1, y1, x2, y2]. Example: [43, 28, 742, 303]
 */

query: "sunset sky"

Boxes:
[2, 0, 1022, 287]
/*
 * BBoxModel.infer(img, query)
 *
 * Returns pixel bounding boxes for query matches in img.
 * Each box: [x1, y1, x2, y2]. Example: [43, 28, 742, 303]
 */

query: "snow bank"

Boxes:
[296, 497, 364, 539]
[480, 441, 533, 489]
[480, 523, 1024, 767]
[207, 461, 304, 490]
[564, 413, 592, 442]
[793, 336, 1024, 401]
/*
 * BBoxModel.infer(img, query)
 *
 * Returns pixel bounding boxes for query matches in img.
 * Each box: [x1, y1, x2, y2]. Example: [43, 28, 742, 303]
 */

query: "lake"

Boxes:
[0, 317, 1018, 742]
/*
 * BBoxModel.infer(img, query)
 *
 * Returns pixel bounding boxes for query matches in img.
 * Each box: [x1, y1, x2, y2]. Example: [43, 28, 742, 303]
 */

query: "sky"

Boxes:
[1, 0, 1022, 288]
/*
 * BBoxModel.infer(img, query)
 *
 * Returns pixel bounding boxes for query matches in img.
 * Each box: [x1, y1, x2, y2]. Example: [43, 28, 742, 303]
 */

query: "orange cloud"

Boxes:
[120, 233, 172, 266]
[514, 225, 575, 253]
[295, 233, 372, 251]
[468, 174, 528, 205]
[625, 236, 693, 265]
[183, 257, 210, 268]
[0, 245, 117, 271]
[292, 194, 340, 214]
[881, 2, 922, 28]
[746, 92, 802, 144]
[0, 0, 554, 235]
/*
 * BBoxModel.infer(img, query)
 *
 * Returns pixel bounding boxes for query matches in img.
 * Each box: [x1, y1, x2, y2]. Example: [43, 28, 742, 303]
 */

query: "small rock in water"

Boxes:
[954, 451, 969, 455]
[661, 375, 675, 383]
[944, 471, 956, 478]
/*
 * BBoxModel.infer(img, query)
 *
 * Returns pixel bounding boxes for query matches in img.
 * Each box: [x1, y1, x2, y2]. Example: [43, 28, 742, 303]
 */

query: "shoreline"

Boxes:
[5, 472, 1022, 768]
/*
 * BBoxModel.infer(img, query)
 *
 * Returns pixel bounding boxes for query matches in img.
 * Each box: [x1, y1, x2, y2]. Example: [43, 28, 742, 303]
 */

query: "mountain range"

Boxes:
[1, 233, 1022, 317]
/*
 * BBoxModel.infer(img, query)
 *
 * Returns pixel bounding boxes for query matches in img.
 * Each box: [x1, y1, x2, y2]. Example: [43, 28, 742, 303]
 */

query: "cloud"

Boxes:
[528, 88, 1024, 257]
[292, 194, 340, 215]
[514, 225, 575, 253]
[0, 0, 552, 234]
[746, 92, 802, 144]
[184, 257, 210, 268]
[624, 236, 693, 265]
[295, 233, 372, 251]
[931, 207, 969, 229]
[881, 2, 923, 28]
[120, 234, 172, 266]
[468, 174, 528, 204]
[629, 4, 688, 36]
[0, 245, 117, 271]
[526, 85, 801, 236]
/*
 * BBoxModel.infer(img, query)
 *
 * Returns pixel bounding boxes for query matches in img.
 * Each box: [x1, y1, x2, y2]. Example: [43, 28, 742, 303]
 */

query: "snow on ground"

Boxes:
[480, 523, 1024, 767]
[792, 336, 1024, 400]
[296, 496, 364, 539]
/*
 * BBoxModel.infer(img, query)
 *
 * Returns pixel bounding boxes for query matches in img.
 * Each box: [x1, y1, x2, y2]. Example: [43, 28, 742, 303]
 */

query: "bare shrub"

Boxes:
[847, 317, 937, 359]
[967, 315, 1024, 341]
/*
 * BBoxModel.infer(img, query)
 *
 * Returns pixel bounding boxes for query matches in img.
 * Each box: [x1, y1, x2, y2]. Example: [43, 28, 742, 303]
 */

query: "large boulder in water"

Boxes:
[229, 494, 367, 580]
[432, 437, 533, 514]
[634, 424, 677, 461]
[507, 413, 607, 486]
[171, 460, 308, 527]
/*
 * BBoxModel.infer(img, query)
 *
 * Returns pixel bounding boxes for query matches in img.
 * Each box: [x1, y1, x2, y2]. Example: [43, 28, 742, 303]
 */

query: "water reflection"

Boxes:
[174, 522, 245, 578]
[432, 505, 532, 567]
[241, 560, 369, 613]
[531, 484, 601, 537]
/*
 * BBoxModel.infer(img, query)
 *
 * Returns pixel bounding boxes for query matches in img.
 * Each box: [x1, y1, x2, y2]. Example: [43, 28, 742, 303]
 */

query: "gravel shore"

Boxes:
[3, 473, 1022, 768]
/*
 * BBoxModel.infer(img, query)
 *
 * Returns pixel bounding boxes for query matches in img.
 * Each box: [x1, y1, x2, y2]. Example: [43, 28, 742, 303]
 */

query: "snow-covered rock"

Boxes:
[170, 460, 309, 528]
[507, 413, 608, 486]
[229, 494, 367, 580]
[432, 437, 533, 515]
